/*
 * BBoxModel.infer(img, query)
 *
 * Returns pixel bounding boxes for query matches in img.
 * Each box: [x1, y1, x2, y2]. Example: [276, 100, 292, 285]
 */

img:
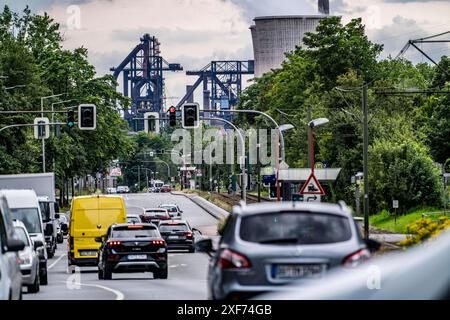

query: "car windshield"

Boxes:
[161, 206, 177, 213]
[145, 210, 168, 217]
[127, 216, 140, 223]
[14, 227, 30, 246]
[10, 208, 42, 234]
[239, 212, 352, 245]
[112, 227, 159, 238]
[159, 224, 189, 232]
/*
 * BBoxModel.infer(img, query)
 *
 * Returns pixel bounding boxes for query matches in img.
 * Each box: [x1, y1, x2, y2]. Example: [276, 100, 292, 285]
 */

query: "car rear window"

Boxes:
[161, 206, 177, 212]
[239, 212, 352, 245]
[159, 224, 188, 232]
[112, 227, 159, 238]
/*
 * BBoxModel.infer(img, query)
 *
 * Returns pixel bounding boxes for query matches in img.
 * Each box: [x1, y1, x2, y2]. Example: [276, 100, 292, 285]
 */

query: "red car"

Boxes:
[140, 208, 171, 224]
[160, 185, 172, 193]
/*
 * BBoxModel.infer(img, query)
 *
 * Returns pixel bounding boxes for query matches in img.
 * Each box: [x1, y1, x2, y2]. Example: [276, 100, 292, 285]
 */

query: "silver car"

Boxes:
[13, 220, 41, 293]
[196, 201, 380, 300]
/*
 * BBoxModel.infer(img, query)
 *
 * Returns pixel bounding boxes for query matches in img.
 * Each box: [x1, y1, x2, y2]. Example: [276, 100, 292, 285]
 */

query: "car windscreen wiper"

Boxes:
[258, 238, 299, 244]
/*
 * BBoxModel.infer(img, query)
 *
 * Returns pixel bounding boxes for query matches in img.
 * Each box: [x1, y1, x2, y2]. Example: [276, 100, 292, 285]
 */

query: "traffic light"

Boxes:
[169, 106, 177, 127]
[34, 117, 50, 139]
[67, 109, 75, 129]
[78, 104, 96, 130]
[182, 103, 199, 129]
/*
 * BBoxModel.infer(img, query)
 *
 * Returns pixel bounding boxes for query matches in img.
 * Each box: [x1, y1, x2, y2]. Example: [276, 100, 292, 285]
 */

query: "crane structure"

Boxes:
[111, 34, 183, 131]
[177, 60, 255, 114]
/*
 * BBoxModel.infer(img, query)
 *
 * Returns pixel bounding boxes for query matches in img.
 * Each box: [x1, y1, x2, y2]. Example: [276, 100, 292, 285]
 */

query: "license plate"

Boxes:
[273, 264, 323, 279]
[169, 236, 179, 240]
[79, 251, 97, 257]
[128, 254, 147, 260]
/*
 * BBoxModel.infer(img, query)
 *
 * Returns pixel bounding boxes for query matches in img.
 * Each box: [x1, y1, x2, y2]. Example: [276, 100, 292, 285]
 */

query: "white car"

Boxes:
[13, 220, 41, 293]
[107, 187, 117, 194]
[126, 214, 142, 224]
[0, 194, 24, 300]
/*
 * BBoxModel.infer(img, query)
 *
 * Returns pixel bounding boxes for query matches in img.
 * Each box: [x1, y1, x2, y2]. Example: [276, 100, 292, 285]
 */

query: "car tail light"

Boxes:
[152, 240, 165, 246]
[343, 248, 371, 268]
[107, 241, 122, 248]
[185, 232, 193, 237]
[219, 249, 251, 269]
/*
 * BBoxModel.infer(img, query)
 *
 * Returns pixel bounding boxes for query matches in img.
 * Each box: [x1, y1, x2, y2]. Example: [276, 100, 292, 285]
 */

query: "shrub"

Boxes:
[398, 216, 450, 246]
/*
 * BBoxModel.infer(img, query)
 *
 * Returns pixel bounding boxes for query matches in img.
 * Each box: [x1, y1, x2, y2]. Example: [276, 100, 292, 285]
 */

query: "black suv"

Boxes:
[96, 223, 168, 280]
[158, 220, 196, 253]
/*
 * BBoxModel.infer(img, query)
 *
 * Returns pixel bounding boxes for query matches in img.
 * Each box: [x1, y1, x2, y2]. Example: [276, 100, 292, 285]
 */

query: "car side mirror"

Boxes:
[55, 213, 60, 219]
[7, 239, 25, 252]
[95, 237, 103, 243]
[33, 240, 44, 250]
[192, 228, 202, 235]
[195, 238, 214, 256]
[365, 239, 381, 253]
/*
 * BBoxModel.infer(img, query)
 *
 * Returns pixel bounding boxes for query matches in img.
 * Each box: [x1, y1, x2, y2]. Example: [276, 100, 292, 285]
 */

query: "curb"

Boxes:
[171, 191, 229, 221]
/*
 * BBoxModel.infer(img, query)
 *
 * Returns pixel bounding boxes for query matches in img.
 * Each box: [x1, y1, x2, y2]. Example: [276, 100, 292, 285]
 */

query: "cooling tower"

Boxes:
[250, 15, 327, 78]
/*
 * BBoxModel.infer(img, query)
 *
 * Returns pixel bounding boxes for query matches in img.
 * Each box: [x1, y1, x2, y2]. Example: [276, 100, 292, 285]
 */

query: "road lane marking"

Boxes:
[49, 253, 67, 269]
[169, 263, 187, 268]
[60, 281, 125, 300]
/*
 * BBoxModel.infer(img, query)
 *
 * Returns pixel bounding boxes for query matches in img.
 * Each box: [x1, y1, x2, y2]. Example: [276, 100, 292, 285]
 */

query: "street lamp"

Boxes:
[276, 124, 295, 201]
[308, 118, 329, 174]
[40, 93, 65, 173]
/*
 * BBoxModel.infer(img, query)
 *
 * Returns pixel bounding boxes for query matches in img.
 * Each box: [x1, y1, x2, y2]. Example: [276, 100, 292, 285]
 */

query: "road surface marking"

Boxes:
[49, 253, 67, 269]
[61, 281, 125, 300]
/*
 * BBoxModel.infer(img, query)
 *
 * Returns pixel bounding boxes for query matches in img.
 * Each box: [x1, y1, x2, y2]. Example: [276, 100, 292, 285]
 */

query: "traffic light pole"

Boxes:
[200, 116, 246, 203]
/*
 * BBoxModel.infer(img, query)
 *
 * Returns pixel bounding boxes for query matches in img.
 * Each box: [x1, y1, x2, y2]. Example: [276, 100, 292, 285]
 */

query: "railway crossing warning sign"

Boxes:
[299, 173, 325, 196]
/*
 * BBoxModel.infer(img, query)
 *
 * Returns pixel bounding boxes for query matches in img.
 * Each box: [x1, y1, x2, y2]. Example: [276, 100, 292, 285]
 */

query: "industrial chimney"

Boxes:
[318, 0, 329, 15]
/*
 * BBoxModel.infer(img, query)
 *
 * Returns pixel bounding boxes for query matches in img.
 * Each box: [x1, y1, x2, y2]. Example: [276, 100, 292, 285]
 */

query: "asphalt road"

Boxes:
[24, 193, 218, 300]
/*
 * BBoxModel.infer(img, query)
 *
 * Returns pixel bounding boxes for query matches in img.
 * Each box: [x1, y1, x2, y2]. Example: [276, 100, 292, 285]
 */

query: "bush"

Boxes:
[398, 216, 450, 246]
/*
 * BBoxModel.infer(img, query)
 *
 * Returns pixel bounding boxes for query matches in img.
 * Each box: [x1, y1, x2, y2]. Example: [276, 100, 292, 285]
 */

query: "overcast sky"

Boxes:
[3, 0, 450, 104]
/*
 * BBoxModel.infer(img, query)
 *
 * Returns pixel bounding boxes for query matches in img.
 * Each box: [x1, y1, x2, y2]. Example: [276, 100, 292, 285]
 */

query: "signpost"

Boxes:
[393, 200, 399, 224]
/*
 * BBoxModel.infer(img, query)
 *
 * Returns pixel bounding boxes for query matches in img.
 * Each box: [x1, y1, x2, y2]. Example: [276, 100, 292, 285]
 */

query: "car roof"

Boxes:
[112, 223, 157, 229]
[145, 207, 168, 211]
[159, 220, 188, 225]
[233, 201, 352, 218]
[0, 189, 39, 208]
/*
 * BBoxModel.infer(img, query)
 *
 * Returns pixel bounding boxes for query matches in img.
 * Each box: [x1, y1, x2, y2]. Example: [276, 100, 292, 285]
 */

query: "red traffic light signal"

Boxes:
[169, 106, 177, 126]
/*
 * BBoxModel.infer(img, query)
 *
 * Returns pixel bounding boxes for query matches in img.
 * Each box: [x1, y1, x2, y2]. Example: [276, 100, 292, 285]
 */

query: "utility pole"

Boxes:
[307, 106, 312, 168]
[363, 84, 370, 239]
[257, 143, 261, 202]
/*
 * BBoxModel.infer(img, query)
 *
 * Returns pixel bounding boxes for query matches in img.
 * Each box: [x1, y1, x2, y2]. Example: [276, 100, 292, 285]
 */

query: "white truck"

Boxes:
[0, 173, 60, 258]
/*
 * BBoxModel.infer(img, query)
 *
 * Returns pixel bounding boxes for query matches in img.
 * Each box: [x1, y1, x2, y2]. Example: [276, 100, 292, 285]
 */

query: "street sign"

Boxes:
[299, 173, 325, 195]
[279, 161, 289, 170]
[33, 117, 50, 139]
[393, 200, 399, 209]
[109, 167, 122, 177]
[263, 175, 276, 185]
[171, 177, 175, 182]
[305, 195, 321, 202]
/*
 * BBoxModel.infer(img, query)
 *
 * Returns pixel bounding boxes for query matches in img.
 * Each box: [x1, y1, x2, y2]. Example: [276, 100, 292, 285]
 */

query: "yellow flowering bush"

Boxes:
[399, 216, 450, 246]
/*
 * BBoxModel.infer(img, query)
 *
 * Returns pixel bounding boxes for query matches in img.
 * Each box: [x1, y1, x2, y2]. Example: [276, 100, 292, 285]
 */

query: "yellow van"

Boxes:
[68, 195, 127, 267]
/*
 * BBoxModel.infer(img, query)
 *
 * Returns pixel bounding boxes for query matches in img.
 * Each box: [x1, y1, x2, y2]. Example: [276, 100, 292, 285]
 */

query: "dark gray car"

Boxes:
[196, 201, 379, 300]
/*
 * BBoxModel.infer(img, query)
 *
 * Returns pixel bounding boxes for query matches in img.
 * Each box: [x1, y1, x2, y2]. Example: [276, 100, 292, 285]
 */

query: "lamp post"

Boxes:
[40, 93, 65, 173]
[307, 118, 329, 174]
[276, 124, 294, 201]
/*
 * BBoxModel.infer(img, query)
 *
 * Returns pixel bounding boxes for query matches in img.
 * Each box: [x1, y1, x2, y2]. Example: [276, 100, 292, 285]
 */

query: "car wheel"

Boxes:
[98, 268, 104, 280]
[47, 249, 54, 259]
[28, 272, 40, 293]
[154, 267, 168, 279]
[103, 264, 112, 280]
[40, 269, 48, 285]
[189, 246, 195, 253]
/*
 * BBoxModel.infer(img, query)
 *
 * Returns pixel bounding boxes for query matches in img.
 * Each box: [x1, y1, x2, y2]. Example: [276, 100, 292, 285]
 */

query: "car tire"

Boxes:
[154, 267, 168, 279]
[40, 269, 48, 285]
[103, 264, 112, 280]
[47, 249, 54, 259]
[98, 268, 104, 280]
[189, 246, 195, 253]
[28, 272, 40, 293]
[57, 234, 63, 244]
